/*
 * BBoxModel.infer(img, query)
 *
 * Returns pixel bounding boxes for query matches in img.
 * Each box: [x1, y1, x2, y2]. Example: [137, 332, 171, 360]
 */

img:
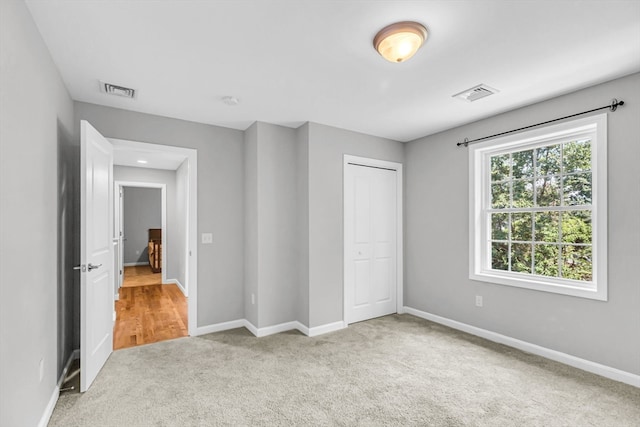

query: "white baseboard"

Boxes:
[243, 320, 259, 336]
[296, 322, 310, 336]
[403, 306, 640, 388]
[193, 319, 346, 339]
[164, 278, 187, 297]
[246, 320, 345, 338]
[252, 321, 299, 337]
[38, 349, 80, 427]
[192, 319, 246, 336]
[308, 320, 346, 337]
[123, 262, 149, 267]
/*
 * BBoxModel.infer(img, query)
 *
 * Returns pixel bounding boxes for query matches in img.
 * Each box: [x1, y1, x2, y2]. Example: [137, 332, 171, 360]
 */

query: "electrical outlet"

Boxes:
[201, 233, 213, 244]
[39, 358, 44, 382]
[475, 295, 483, 307]
[251, 293, 255, 305]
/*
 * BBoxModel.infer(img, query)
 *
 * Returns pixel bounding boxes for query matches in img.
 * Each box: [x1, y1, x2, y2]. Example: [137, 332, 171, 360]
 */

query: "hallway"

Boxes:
[113, 266, 188, 350]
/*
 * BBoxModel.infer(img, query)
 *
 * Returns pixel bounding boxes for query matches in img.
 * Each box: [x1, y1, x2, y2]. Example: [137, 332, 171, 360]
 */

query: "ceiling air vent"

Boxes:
[452, 84, 498, 102]
[100, 81, 136, 99]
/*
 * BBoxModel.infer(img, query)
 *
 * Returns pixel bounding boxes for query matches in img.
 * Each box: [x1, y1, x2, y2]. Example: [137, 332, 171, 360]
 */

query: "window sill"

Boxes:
[470, 270, 607, 301]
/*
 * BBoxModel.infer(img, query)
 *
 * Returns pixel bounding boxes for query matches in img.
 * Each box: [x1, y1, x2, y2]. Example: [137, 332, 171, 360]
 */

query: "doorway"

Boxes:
[344, 155, 403, 325]
[114, 183, 167, 291]
[110, 137, 198, 339]
[112, 182, 188, 350]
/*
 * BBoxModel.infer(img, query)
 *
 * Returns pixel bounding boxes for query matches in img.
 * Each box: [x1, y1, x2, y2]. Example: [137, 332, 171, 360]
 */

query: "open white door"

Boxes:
[80, 120, 114, 392]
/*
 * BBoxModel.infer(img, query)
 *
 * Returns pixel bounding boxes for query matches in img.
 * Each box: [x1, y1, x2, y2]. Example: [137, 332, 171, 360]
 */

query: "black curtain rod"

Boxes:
[457, 98, 624, 147]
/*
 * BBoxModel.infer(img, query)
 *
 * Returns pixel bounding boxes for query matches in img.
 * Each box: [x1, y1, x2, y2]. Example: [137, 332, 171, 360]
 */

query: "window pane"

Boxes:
[536, 144, 561, 176]
[535, 176, 561, 206]
[562, 211, 592, 244]
[511, 243, 532, 273]
[491, 243, 509, 271]
[534, 211, 559, 242]
[491, 154, 510, 182]
[511, 212, 532, 241]
[491, 182, 510, 209]
[561, 245, 592, 281]
[563, 140, 591, 173]
[512, 150, 533, 179]
[491, 213, 509, 240]
[534, 244, 559, 277]
[512, 180, 533, 208]
[563, 173, 592, 206]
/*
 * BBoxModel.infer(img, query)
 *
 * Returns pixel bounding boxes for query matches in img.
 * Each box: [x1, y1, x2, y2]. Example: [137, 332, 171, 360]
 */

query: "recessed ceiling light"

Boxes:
[373, 21, 428, 63]
[221, 96, 240, 106]
[137, 160, 148, 164]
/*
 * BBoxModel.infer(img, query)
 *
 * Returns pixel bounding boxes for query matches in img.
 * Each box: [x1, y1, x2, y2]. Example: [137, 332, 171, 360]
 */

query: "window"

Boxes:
[469, 114, 607, 300]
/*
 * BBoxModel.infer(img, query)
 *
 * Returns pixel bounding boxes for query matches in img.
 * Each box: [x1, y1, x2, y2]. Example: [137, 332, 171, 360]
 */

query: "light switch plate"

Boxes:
[201, 233, 213, 244]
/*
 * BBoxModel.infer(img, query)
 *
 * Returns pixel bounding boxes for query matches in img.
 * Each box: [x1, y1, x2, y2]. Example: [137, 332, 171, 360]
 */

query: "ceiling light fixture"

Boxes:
[373, 21, 428, 63]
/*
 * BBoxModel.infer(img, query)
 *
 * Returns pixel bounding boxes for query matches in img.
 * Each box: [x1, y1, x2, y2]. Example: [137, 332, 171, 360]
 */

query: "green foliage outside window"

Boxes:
[489, 140, 592, 281]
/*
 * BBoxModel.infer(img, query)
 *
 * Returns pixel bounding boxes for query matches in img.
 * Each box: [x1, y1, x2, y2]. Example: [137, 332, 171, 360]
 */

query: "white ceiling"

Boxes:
[112, 146, 186, 170]
[26, 0, 640, 142]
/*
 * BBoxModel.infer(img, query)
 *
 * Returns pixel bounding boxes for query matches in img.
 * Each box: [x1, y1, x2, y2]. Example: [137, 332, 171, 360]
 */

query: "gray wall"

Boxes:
[243, 122, 299, 328]
[307, 123, 405, 327]
[122, 187, 161, 264]
[76, 102, 245, 327]
[405, 72, 640, 375]
[296, 124, 310, 327]
[242, 121, 404, 329]
[0, 0, 75, 425]
[256, 123, 298, 328]
[243, 123, 259, 326]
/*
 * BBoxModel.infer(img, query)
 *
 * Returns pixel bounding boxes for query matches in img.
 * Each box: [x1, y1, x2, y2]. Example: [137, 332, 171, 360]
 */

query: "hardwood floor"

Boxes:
[121, 265, 162, 287]
[114, 266, 188, 350]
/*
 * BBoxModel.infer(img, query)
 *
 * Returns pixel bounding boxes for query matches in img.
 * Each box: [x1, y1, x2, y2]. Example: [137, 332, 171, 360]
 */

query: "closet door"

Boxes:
[344, 162, 397, 324]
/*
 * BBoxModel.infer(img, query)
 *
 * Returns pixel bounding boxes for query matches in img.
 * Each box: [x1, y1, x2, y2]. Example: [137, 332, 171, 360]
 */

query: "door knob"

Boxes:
[88, 263, 102, 271]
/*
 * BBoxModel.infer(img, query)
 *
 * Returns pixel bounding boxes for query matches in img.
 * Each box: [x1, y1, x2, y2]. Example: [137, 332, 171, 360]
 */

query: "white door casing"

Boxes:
[344, 156, 403, 325]
[80, 120, 114, 392]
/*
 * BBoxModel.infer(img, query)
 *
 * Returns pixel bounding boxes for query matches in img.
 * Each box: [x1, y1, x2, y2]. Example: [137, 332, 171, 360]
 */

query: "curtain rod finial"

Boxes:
[456, 138, 469, 147]
[610, 98, 624, 112]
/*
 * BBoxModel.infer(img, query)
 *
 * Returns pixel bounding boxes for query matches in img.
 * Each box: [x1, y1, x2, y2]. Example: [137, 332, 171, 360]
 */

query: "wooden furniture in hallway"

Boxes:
[148, 228, 161, 273]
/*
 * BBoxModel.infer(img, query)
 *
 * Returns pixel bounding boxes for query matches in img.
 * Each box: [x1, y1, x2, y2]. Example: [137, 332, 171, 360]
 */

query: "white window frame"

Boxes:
[469, 113, 607, 301]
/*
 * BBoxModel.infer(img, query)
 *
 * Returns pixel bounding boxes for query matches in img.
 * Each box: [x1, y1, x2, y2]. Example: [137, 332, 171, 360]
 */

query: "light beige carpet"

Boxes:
[49, 315, 639, 426]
